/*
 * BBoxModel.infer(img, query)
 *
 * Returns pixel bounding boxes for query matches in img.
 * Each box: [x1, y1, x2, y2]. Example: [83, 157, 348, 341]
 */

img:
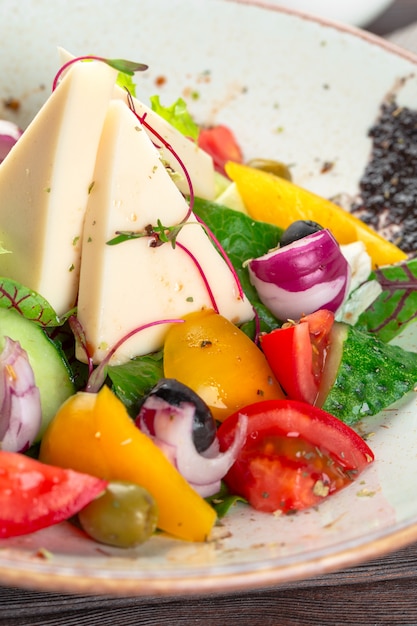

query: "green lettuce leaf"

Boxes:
[355, 258, 417, 343]
[116, 71, 137, 98]
[193, 198, 283, 334]
[205, 482, 247, 518]
[108, 352, 164, 416]
[150, 95, 199, 141]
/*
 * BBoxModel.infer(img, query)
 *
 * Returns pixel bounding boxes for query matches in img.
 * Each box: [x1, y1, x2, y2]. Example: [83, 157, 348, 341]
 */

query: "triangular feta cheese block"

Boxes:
[0, 61, 117, 316]
[77, 100, 253, 364]
[113, 88, 216, 201]
[58, 48, 216, 200]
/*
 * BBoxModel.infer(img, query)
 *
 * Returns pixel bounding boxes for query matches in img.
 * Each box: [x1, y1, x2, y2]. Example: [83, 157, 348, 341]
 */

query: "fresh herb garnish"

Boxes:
[116, 71, 137, 98]
[107, 220, 184, 248]
[205, 482, 247, 518]
[84, 318, 185, 393]
[149, 95, 200, 141]
[52, 56, 148, 92]
[107, 352, 164, 417]
[355, 258, 417, 342]
[0, 277, 60, 327]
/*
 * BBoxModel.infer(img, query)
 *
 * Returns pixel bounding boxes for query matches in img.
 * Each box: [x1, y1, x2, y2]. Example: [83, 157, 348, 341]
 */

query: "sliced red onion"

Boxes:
[137, 395, 247, 497]
[247, 229, 351, 321]
[0, 337, 42, 452]
[0, 120, 23, 163]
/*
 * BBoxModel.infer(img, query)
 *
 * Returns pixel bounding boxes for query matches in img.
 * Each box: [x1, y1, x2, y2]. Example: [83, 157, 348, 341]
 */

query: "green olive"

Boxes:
[246, 158, 292, 181]
[78, 481, 158, 548]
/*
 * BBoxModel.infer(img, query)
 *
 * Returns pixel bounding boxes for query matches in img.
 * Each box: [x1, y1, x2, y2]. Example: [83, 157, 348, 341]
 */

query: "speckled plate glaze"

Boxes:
[1, 0, 417, 597]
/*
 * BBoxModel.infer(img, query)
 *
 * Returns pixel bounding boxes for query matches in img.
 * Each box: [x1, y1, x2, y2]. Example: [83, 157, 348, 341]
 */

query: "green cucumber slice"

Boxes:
[322, 323, 417, 425]
[0, 307, 74, 438]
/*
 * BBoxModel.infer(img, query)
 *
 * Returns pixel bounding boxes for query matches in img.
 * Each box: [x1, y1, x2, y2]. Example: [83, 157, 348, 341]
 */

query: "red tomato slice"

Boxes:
[217, 399, 374, 514]
[0, 451, 107, 538]
[198, 125, 243, 176]
[260, 309, 334, 405]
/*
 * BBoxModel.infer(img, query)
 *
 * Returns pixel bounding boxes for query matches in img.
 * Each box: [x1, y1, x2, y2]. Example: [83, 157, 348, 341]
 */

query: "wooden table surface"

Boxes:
[1, 541, 417, 625]
[3, 1, 417, 624]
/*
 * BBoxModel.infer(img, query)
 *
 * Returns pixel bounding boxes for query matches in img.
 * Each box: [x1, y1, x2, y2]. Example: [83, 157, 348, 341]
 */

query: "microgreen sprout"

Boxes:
[125, 91, 195, 221]
[68, 315, 94, 377]
[85, 318, 185, 393]
[107, 91, 245, 304]
[52, 56, 148, 92]
[175, 241, 218, 312]
[107, 220, 184, 249]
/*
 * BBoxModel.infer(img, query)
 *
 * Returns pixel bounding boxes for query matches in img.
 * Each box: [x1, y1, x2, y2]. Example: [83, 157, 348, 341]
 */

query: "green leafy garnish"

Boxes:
[150, 95, 199, 141]
[106, 220, 185, 248]
[108, 352, 164, 417]
[193, 198, 283, 334]
[53, 56, 148, 92]
[105, 59, 148, 75]
[116, 71, 137, 98]
[355, 258, 417, 343]
[206, 482, 247, 518]
[0, 277, 60, 326]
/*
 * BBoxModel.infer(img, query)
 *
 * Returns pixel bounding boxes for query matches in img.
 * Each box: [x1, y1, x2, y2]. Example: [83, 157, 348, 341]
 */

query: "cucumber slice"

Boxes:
[0, 307, 74, 438]
[322, 323, 417, 425]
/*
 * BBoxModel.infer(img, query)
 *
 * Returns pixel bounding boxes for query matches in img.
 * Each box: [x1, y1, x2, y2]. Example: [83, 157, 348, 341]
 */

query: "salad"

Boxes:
[0, 52, 416, 549]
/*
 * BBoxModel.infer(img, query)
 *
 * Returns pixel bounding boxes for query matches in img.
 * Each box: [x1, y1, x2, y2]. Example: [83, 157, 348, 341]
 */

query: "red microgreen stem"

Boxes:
[52, 55, 148, 91]
[85, 318, 185, 393]
[194, 215, 245, 301]
[175, 241, 219, 313]
[68, 315, 94, 377]
[252, 306, 261, 345]
[125, 91, 246, 303]
[125, 91, 195, 222]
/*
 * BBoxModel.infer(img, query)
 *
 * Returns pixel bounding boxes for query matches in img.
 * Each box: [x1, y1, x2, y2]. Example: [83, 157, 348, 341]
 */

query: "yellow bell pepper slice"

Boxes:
[225, 161, 407, 269]
[39, 385, 216, 542]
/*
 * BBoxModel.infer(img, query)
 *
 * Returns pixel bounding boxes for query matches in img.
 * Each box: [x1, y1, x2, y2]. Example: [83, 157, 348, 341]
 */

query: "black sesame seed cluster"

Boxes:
[352, 100, 417, 254]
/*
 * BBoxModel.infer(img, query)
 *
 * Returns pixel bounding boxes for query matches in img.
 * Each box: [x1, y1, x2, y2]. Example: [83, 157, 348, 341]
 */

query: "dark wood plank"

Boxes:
[1, 541, 417, 625]
[1, 579, 417, 625]
[367, 0, 417, 34]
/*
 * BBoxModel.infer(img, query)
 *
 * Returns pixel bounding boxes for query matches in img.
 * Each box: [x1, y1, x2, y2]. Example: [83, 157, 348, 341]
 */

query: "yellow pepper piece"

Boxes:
[225, 161, 407, 269]
[39, 385, 216, 542]
[163, 309, 285, 422]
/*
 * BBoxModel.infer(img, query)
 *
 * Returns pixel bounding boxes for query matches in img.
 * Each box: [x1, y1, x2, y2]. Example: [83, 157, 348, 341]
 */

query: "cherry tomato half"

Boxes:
[260, 309, 334, 405]
[198, 125, 243, 176]
[217, 399, 374, 514]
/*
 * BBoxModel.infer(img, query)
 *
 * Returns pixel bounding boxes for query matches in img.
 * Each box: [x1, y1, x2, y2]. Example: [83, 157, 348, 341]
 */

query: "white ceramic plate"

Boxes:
[1, 0, 417, 597]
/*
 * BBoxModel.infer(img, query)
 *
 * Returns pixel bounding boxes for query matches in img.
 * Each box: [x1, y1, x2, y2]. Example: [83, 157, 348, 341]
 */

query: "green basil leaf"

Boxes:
[108, 352, 164, 417]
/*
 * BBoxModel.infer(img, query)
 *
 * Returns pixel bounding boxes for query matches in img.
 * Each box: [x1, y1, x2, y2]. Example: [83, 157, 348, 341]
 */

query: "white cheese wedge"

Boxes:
[77, 100, 253, 364]
[58, 48, 216, 200]
[113, 88, 216, 200]
[0, 61, 117, 316]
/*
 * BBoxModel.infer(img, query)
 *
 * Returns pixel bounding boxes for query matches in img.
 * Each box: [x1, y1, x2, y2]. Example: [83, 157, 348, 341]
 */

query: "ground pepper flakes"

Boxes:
[352, 99, 417, 254]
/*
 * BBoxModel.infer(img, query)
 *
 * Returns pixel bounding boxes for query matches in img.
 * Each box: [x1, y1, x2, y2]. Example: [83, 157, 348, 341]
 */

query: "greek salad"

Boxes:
[0, 52, 416, 548]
